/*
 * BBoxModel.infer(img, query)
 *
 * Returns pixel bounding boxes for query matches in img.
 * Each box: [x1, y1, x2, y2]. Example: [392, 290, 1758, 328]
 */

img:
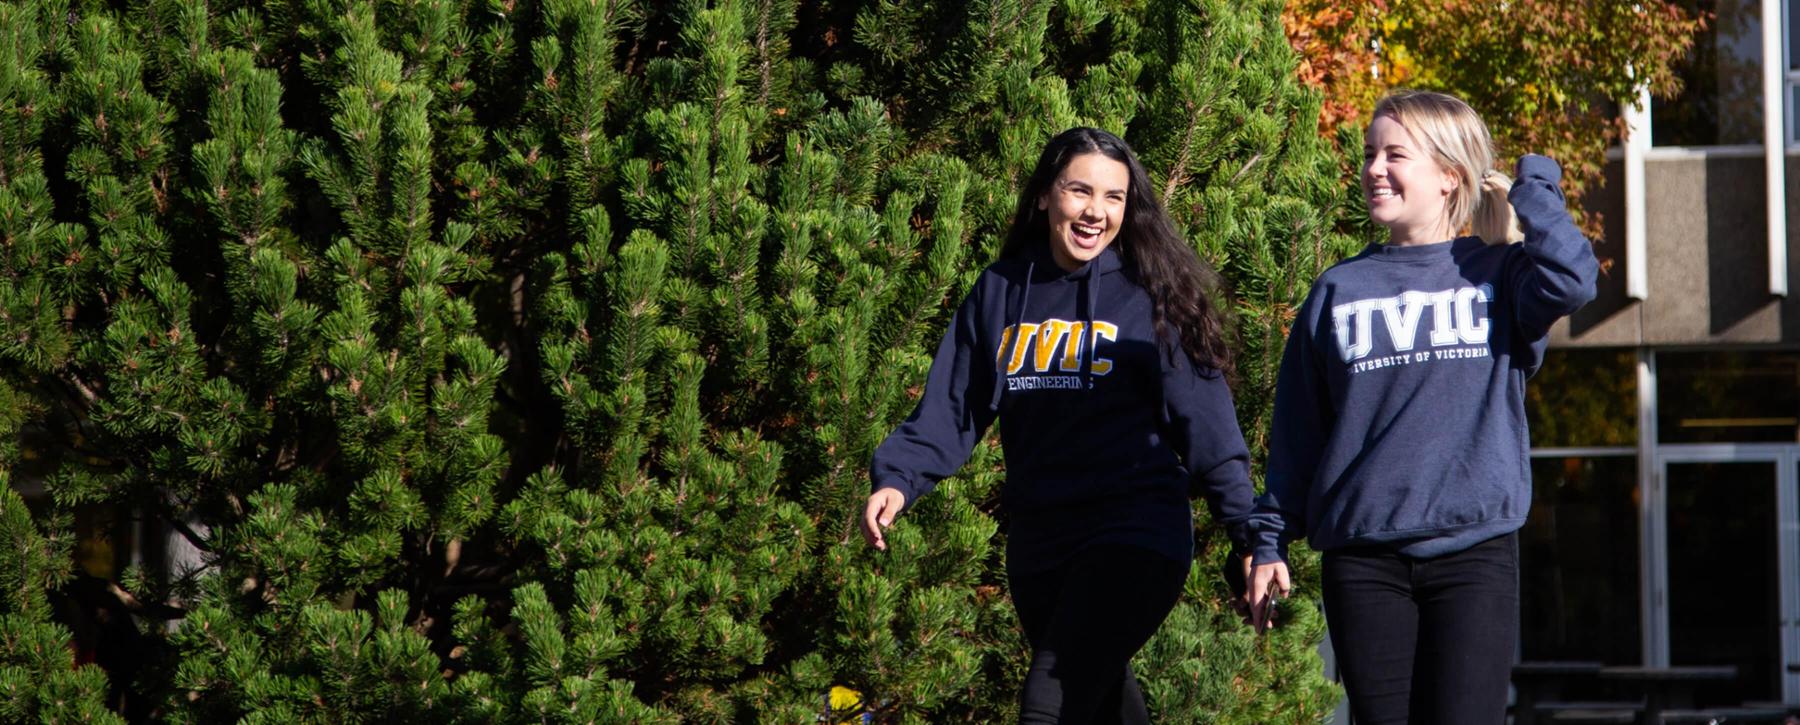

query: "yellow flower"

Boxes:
[828, 686, 868, 724]
[828, 686, 861, 709]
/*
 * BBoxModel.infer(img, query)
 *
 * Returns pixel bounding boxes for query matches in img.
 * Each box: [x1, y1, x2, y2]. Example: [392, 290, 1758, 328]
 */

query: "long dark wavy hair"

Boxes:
[999, 127, 1233, 374]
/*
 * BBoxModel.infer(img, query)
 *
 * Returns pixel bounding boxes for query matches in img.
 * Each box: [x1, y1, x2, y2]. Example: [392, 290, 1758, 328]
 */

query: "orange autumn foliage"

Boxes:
[1283, 0, 1705, 242]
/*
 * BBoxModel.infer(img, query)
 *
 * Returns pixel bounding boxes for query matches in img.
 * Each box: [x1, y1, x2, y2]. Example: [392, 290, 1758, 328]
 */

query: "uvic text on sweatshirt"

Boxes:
[870, 245, 1258, 571]
[1248, 154, 1600, 566]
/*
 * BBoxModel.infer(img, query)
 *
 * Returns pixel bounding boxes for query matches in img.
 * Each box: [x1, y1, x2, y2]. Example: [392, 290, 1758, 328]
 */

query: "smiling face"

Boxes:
[1038, 152, 1130, 272]
[1363, 113, 1460, 245]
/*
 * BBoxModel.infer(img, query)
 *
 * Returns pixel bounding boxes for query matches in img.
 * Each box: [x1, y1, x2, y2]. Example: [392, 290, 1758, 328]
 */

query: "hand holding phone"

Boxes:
[1247, 560, 1291, 634]
[1256, 578, 1280, 634]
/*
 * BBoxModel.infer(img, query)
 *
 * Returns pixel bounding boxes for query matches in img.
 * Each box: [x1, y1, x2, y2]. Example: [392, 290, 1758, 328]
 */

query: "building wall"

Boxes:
[1551, 155, 1800, 346]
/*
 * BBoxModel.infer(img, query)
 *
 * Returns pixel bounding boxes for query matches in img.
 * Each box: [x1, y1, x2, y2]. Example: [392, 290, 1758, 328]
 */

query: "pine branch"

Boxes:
[754, 0, 773, 108]
[104, 580, 187, 620]
[59, 370, 100, 407]
[167, 516, 215, 554]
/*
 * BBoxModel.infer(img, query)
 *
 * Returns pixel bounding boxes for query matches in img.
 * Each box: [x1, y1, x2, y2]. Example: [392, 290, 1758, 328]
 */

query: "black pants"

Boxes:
[1008, 544, 1190, 725]
[1322, 532, 1519, 725]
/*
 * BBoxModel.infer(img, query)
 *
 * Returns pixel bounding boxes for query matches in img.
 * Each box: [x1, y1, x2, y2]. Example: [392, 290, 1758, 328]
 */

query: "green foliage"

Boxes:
[1128, 1, 1357, 719]
[0, 0, 1352, 721]
[0, 484, 124, 723]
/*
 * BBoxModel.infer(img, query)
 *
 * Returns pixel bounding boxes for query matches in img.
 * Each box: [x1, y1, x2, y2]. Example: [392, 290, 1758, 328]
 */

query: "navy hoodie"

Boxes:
[870, 244, 1258, 572]
[1248, 154, 1599, 566]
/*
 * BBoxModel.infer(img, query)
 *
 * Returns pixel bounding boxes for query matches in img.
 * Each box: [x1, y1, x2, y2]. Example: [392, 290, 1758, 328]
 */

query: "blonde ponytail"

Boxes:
[1475, 170, 1524, 245]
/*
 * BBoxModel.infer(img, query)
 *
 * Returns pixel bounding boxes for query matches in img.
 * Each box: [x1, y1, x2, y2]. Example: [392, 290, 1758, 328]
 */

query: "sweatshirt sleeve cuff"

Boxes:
[1251, 542, 1287, 567]
[1218, 518, 1254, 557]
[1515, 154, 1562, 185]
[1508, 155, 1577, 232]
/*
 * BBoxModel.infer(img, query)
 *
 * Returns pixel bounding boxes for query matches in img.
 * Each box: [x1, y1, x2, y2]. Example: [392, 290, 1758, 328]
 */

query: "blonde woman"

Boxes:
[1245, 90, 1598, 723]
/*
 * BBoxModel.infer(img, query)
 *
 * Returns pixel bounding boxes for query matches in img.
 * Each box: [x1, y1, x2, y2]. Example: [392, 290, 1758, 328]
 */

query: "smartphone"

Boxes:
[1257, 580, 1281, 634]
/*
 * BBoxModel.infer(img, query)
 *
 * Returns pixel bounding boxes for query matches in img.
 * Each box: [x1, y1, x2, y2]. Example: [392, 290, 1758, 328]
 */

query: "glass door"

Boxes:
[1653, 448, 1799, 705]
[1788, 456, 1800, 704]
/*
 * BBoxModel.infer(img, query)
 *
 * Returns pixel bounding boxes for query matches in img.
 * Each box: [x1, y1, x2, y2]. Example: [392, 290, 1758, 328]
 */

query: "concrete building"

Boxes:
[1519, 0, 1798, 707]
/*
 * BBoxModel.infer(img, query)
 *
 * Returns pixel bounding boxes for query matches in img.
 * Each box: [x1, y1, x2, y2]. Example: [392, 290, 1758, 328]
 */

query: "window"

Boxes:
[1520, 456, 1642, 665]
[1656, 350, 1800, 443]
[1522, 349, 1641, 663]
[1653, 0, 1764, 146]
[1790, 0, 1800, 143]
[1527, 349, 1638, 448]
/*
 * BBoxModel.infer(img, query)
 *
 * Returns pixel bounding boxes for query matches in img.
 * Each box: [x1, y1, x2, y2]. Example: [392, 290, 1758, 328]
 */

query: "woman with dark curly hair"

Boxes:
[861, 127, 1258, 724]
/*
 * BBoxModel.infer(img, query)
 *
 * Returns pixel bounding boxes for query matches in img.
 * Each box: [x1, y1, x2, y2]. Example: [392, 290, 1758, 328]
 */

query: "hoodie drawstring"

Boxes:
[1080, 271, 1098, 390]
[989, 261, 1034, 412]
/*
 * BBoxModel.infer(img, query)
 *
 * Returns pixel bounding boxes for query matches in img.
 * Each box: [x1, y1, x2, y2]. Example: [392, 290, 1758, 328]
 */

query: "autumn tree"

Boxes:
[1283, 0, 1705, 239]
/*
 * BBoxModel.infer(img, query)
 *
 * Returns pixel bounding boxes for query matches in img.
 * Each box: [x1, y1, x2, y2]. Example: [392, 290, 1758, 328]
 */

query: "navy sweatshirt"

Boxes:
[1248, 154, 1600, 566]
[870, 245, 1258, 571]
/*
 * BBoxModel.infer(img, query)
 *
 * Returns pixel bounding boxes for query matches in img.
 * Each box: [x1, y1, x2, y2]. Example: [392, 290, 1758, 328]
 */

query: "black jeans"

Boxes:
[1322, 532, 1519, 725]
[1008, 544, 1190, 725]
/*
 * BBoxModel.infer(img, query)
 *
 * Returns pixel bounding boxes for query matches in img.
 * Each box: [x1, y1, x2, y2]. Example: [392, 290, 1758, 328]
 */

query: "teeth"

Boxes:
[1370, 189, 1395, 199]
[1074, 224, 1102, 235]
